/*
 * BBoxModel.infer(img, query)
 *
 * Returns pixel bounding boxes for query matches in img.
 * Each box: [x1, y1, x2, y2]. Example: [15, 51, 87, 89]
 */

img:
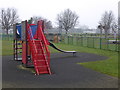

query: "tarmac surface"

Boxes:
[2, 52, 118, 88]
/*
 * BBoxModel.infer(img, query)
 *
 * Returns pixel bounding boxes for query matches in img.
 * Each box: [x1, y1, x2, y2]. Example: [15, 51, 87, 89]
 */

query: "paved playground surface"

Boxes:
[2, 52, 118, 88]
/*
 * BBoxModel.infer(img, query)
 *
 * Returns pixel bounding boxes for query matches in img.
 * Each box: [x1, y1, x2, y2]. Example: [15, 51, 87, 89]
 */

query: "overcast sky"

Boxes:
[0, 0, 119, 29]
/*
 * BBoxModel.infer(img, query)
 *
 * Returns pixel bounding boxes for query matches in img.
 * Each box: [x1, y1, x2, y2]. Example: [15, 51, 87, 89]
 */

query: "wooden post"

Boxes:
[21, 20, 28, 66]
[13, 24, 17, 60]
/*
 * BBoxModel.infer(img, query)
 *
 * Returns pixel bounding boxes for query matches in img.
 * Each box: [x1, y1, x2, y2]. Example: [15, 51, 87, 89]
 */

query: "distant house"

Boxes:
[82, 29, 96, 34]
[44, 28, 60, 34]
[96, 28, 118, 34]
[44, 28, 84, 34]
[68, 28, 83, 34]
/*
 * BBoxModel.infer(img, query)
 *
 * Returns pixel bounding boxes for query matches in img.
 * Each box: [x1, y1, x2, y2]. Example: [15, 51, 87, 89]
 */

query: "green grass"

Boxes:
[79, 52, 118, 78]
[1, 40, 13, 56]
[1, 40, 118, 78]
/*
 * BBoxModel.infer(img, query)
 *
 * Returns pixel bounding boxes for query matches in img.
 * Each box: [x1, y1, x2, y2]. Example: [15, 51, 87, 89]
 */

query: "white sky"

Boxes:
[0, 0, 119, 29]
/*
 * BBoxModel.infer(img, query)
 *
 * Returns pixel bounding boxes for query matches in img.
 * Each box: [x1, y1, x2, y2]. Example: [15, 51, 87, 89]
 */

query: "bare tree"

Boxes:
[0, 8, 19, 34]
[57, 9, 79, 34]
[44, 19, 53, 29]
[111, 20, 118, 38]
[97, 23, 104, 37]
[118, 17, 120, 37]
[30, 16, 53, 29]
[30, 16, 42, 24]
[99, 11, 115, 38]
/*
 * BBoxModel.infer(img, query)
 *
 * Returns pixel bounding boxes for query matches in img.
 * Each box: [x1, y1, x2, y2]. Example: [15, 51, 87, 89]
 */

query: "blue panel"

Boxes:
[30, 25, 37, 37]
[16, 25, 22, 37]
[16, 24, 38, 39]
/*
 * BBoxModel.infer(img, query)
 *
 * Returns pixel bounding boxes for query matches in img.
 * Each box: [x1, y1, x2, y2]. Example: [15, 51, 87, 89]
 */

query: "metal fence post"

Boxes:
[68, 36, 69, 44]
[81, 35, 83, 46]
[115, 38, 118, 51]
[107, 38, 109, 50]
[93, 37, 94, 48]
[100, 38, 102, 49]
[87, 37, 88, 47]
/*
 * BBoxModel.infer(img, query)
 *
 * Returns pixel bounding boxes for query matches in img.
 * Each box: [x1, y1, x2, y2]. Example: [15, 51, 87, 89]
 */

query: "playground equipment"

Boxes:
[13, 20, 76, 75]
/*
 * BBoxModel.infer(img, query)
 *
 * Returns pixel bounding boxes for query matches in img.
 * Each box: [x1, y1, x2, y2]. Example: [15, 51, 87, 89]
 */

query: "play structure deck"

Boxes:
[13, 20, 76, 75]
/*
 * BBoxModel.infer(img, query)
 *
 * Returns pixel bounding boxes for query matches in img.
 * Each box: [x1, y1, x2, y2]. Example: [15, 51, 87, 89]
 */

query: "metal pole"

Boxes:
[100, 38, 102, 49]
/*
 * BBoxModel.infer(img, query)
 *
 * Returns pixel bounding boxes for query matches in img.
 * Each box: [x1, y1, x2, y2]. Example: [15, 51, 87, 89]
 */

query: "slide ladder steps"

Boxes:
[30, 40, 51, 75]
[15, 47, 22, 49]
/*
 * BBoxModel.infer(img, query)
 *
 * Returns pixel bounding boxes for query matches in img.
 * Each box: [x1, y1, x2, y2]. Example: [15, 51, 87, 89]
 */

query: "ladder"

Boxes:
[13, 39, 22, 61]
[29, 40, 51, 75]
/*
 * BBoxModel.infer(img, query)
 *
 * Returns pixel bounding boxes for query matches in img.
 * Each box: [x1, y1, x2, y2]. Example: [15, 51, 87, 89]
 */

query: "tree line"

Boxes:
[0, 8, 118, 38]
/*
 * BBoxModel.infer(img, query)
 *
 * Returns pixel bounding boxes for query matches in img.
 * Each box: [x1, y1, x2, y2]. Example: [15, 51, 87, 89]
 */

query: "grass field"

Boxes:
[1, 40, 119, 78]
[2, 40, 13, 56]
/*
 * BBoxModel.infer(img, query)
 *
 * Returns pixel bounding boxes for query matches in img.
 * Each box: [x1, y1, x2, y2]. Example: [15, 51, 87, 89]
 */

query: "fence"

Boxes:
[60, 34, 119, 52]
[1, 33, 119, 52]
[0, 34, 13, 40]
